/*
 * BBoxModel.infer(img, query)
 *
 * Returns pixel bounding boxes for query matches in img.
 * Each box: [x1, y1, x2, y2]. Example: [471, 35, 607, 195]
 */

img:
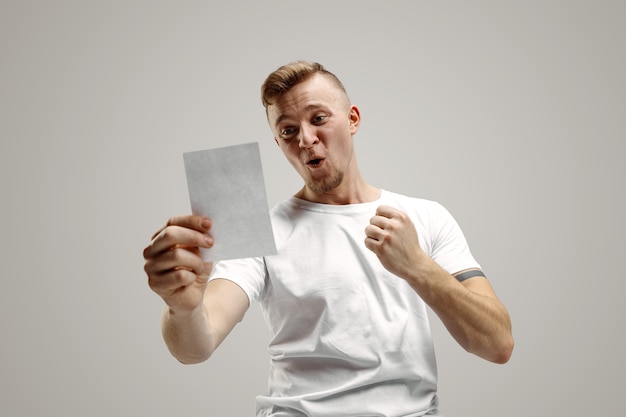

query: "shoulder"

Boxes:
[268, 197, 310, 242]
[381, 190, 459, 238]
[381, 190, 447, 216]
[269, 197, 300, 222]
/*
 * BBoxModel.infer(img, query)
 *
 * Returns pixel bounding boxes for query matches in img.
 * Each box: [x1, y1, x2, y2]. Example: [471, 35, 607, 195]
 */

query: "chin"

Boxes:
[307, 172, 344, 195]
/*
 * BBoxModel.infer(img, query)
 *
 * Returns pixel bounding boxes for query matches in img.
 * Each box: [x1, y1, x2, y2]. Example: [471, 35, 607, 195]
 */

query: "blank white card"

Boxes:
[183, 142, 277, 261]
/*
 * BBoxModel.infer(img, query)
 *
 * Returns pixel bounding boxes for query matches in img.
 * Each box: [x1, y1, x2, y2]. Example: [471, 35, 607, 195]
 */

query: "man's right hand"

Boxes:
[143, 215, 214, 313]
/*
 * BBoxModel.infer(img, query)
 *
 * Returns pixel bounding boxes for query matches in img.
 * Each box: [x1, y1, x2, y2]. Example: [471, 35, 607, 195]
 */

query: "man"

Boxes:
[143, 61, 513, 416]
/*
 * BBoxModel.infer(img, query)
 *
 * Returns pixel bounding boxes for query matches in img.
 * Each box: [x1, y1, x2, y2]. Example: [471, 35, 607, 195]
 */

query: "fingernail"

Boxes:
[201, 219, 211, 229]
[205, 235, 213, 247]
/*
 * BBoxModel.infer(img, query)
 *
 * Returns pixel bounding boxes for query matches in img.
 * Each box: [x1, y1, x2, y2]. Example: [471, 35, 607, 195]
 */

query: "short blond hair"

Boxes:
[261, 61, 348, 109]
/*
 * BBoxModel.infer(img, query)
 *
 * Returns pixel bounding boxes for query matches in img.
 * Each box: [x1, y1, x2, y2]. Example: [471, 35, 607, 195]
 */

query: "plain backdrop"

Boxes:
[1, 1, 624, 416]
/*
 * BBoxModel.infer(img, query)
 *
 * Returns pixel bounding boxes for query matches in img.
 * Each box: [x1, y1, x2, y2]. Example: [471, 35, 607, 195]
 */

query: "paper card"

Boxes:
[183, 142, 277, 261]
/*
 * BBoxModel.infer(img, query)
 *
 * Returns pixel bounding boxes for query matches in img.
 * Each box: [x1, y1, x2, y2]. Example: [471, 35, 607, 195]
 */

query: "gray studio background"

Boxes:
[1, 1, 624, 416]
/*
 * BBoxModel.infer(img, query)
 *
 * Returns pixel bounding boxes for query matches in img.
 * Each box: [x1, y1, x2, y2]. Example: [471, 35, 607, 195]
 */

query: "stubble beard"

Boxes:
[307, 170, 344, 194]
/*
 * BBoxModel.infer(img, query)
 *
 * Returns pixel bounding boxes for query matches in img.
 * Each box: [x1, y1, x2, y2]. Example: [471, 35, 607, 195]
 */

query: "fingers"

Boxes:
[363, 227, 379, 252]
[365, 216, 385, 238]
[143, 215, 213, 286]
[144, 216, 213, 260]
[366, 206, 401, 240]
[144, 245, 206, 277]
[364, 205, 413, 248]
[151, 215, 212, 240]
[374, 205, 400, 218]
[144, 242, 208, 298]
[144, 215, 217, 313]
[147, 267, 199, 297]
[144, 226, 213, 260]
[364, 220, 389, 254]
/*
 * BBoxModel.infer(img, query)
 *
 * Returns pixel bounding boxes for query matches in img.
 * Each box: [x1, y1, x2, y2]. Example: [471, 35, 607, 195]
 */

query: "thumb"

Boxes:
[199, 261, 214, 280]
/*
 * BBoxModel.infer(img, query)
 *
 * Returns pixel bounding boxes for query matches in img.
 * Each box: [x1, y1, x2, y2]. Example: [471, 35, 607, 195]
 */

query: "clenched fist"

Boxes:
[364, 205, 427, 280]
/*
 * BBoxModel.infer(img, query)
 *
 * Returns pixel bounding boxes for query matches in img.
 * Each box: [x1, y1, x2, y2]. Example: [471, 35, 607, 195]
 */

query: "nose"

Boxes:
[298, 125, 319, 149]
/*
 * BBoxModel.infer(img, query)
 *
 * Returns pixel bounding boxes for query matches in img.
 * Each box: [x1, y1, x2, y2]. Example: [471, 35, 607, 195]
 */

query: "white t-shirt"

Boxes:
[210, 190, 480, 416]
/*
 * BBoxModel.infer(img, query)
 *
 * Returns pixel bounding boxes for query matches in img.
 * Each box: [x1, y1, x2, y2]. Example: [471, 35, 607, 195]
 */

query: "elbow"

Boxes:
[469, 333, 514, 364]
[166, 339, 215, 365]
[486, 313, 515, 364]
[491, 334, 514, 364]
[177, 357, 207, 365]
[173, 350, 213, 365]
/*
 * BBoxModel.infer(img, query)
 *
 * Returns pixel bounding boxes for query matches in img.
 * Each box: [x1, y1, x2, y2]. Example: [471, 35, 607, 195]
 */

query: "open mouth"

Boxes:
[307, 158, 324, 168]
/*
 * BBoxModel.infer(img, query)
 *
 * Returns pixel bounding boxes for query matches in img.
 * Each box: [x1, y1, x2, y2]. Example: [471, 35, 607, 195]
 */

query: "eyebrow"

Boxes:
[274, 103, 330, 126]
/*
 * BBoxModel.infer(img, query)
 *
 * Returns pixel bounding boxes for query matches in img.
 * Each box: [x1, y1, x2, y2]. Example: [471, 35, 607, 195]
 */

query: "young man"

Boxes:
[143, 61, 513, 416]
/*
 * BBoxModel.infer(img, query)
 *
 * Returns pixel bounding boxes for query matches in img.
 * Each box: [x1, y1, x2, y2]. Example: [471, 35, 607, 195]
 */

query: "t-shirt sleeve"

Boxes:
[209, 256, 266, 303]
[429, 202, 481, 275]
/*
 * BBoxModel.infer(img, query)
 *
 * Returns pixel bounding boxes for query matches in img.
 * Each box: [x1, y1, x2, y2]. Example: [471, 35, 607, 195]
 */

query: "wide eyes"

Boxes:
[279, 114, 328, 140]
[281, 127, 297, 138]
[312, 114, 327, 124]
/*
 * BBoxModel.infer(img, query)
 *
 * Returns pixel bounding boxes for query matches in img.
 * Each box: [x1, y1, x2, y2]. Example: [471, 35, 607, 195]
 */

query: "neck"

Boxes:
[295, 175, 381, 205]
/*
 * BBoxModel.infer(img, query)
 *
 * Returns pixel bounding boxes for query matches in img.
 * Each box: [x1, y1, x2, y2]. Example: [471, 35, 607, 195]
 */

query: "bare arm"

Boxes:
[365, 205, 514, 364]
[143, 215, 249, 364]
[161, 278, 249, 364]
[409, 264, 513, 364]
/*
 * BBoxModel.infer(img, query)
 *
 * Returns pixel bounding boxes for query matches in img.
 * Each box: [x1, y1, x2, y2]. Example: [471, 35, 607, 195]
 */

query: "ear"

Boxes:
[348, 105, 361, 134]
[274, 137, 280, 147]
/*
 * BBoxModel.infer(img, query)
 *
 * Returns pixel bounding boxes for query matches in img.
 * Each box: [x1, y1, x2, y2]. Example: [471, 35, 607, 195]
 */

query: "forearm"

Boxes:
[161, 305, 217, 364]
[407, 259, 513, 363]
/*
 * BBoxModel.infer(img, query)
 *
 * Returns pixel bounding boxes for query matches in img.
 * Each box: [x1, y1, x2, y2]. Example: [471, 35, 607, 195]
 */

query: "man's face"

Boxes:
[267, 74, 360, 197]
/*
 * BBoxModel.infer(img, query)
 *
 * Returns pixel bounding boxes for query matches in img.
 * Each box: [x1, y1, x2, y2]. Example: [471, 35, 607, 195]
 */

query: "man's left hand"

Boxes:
[364, 205, 426, 280]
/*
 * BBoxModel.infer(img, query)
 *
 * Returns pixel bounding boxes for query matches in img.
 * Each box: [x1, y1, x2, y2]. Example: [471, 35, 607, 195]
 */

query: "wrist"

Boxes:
[407, 256, 433, 285]
[404, 255, 448, 296]
[165, 301, 206, 324]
